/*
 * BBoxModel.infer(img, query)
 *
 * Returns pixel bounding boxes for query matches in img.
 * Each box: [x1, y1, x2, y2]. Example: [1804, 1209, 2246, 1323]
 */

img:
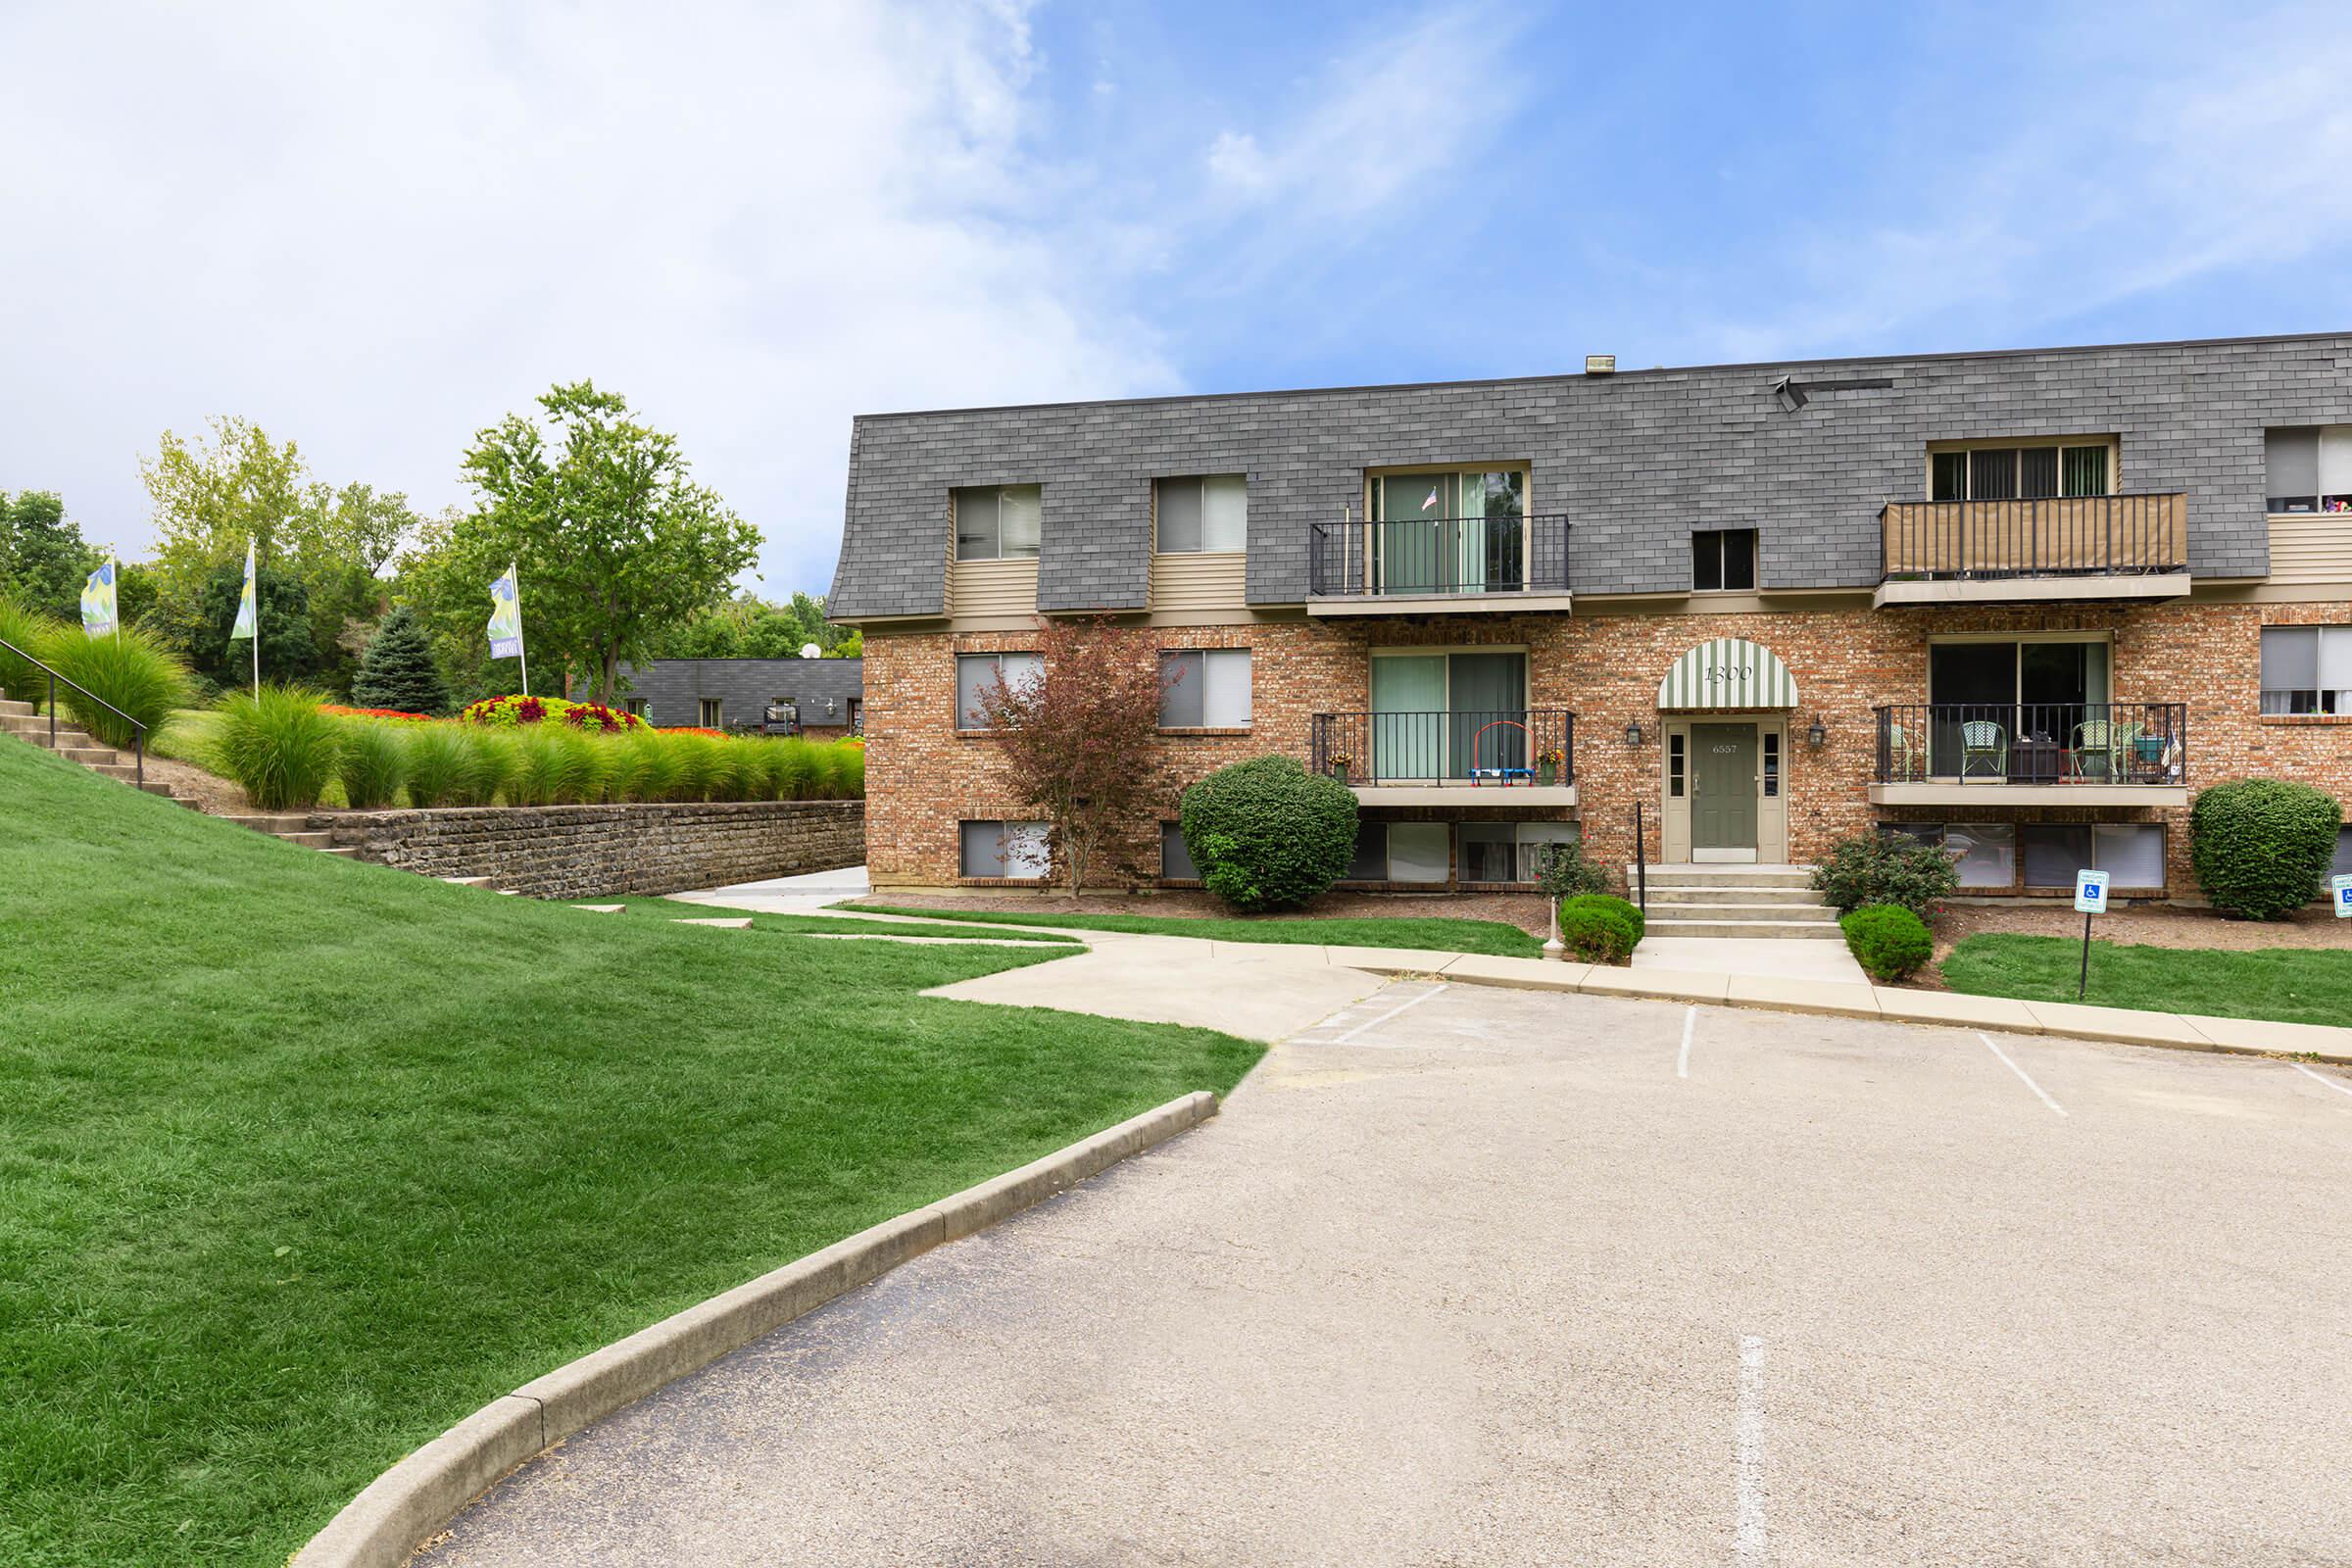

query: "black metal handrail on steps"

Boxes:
[0, 634, 146, 790]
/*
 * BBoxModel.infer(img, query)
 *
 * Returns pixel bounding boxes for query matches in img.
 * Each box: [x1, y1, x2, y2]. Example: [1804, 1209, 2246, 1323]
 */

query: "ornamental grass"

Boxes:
[207, 686, 344, 811]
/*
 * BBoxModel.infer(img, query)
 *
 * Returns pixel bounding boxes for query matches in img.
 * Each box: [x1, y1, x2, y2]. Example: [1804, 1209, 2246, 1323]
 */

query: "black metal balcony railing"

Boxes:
[1309, 709, 1575, 787]
[1308, 514, 1571, 598]
[1879, 494, 2188, 581]
[1874, 703, 2187, 785]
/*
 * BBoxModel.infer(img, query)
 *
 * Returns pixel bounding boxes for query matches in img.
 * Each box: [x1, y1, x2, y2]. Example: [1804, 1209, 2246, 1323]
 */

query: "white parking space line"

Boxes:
[1678, 1004, 1695, 1079]
[1736, 1334, 1767, 1564]
[1332, 983, 1447, 1045]
[2291, 1062, 2352, 1101]
[1979, 1033, 2068, 1117]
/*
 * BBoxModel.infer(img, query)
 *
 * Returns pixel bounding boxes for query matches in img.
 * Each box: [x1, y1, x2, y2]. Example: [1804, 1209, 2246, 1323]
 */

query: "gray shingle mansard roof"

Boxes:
[827, 330, 2352, 616]
[614, 658, 862, 728]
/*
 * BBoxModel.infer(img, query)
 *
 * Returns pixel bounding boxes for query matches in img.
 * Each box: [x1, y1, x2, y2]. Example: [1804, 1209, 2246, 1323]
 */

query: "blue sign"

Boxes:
[2074, 869, 2110, 914]
[2333, 874, 2352, 919]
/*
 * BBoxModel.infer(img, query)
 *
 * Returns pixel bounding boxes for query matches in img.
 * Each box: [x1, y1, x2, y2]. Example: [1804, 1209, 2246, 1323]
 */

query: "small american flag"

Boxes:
[1421, 486, 1440, 513]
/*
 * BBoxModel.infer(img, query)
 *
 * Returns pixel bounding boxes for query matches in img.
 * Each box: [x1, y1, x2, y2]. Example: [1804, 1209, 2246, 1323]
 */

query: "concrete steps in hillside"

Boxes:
[0, 687, 187, 807]
[1627, 862, 1843, 941]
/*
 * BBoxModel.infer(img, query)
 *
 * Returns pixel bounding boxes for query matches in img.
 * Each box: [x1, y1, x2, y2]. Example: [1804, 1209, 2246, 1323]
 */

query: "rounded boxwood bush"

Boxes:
[1558, 893, 1643, 964]
[1179, 754, 1357, 912]
[1840, 903, 1933, 982]
[2189, 777, 2342, 919]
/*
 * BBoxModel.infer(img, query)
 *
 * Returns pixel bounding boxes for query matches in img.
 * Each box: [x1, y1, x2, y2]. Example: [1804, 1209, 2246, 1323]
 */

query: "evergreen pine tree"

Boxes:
[351, 606, 453, 715]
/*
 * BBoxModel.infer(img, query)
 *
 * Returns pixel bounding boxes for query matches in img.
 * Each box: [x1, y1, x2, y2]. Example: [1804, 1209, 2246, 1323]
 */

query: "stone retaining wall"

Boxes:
[311, 800, 863, 899]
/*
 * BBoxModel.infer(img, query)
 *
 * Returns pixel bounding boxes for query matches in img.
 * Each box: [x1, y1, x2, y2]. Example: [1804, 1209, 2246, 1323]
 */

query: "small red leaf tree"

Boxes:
[970, 614, 1165, 895]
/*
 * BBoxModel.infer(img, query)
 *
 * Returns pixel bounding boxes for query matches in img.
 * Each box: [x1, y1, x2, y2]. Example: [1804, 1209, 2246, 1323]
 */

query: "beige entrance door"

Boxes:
[1661, 717, 1789, 864]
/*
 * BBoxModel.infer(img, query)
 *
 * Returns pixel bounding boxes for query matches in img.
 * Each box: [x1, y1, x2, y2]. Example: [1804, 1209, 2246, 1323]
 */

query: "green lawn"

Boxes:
[849, 903, 1546, 956]
[612, 899, 1081, 944]
[0, 740, 1255, 1567]
[1940, 933, 2352, 1028]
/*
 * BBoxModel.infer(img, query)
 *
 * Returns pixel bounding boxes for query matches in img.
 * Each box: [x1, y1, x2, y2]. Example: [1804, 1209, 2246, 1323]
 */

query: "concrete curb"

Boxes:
[290, 1090, 1220, 1568]
[1342, 956, 2352, 1064]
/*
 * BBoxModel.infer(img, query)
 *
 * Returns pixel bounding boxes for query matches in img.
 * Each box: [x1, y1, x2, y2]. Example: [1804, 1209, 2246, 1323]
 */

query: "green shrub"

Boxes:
[1178, 754, 1358, 912]
[349, 606, 453, 716]
[761, 739, 814, 799]
[335, 719, 408, 810]
[1840, 904, 1934, 982]
[2190, 777, 2343, 919]
[824, 741, 863, 800]
[0, 593, 62, 709]
[609, 729, 681, 804]
[207, 687, 344, 811]
[42, 625, 195, 751]
[402, 724, 475, 808]
[1558, 894, 1643, 964]
[1533, 837, 1613, 900]
[665, 732, 720, 802]
[1812, 832, 1959, 922]
[464, 731, 519, 807]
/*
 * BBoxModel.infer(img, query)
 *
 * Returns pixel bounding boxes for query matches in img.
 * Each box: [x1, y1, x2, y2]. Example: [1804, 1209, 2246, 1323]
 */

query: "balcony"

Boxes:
[1306, 515, 1572, 615]
[1876, 494, 2189, 607]
[1869, 702, 2189, 807]
[1308, 709, 1576, 806]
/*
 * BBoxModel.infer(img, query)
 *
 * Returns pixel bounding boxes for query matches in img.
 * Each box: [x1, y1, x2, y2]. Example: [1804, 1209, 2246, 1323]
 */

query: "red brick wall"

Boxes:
[862, 601, 2352, 895]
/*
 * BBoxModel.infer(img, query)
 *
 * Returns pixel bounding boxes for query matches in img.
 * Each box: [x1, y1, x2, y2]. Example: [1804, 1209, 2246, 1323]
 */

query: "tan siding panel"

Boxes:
[2268, 515, 2352, 585]
[1150, 552, 1247, 615]
[948, 560, 1039, 621]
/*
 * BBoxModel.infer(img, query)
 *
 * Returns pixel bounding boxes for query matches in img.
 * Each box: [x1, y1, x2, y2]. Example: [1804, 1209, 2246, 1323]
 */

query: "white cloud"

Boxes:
[0, 0, 1176, 597]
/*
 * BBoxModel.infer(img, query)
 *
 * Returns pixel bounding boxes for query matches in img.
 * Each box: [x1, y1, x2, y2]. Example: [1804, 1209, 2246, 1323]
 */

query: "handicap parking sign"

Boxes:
[2074, 869, 2110, 914]
[2333, 873, 2352, 919]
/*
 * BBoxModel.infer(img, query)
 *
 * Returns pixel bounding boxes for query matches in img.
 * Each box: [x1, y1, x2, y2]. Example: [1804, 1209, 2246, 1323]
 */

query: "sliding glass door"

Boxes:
[1927, 640, 2111, 780]
[1370, 470, 1525, 593]
[1368, 651, 1527, 781]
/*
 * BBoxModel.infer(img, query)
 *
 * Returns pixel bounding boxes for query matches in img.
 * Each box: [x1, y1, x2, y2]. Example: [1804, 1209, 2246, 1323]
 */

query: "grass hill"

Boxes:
[0, 738, 1257, 1566]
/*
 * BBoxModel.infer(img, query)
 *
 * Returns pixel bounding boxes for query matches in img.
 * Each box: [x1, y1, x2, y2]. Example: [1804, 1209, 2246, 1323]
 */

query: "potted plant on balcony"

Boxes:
[1323, 750, 1353, 782]
[1536, 745, 1565, 787]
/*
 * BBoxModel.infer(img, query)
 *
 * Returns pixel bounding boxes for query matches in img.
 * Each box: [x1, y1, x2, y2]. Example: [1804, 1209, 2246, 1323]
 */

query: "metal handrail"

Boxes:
[0, 634, 147, 790]
[1308, 514, 1572, 598]
[1308, 708, 1575, 788]
[1871, 701, 2187, 786]
[1878, 493, 2187, 582]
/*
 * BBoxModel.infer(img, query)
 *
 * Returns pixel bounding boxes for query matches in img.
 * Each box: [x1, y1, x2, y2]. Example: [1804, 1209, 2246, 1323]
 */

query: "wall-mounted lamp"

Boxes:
[825, 698, 837, 715]
[1623, 719, 1644, 748]
[1806, 714, 1827, 751]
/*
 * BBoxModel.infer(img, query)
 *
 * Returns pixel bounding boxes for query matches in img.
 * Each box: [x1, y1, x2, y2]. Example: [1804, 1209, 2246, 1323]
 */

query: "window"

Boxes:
[1158, 649, 1250, 728]
[623, 698, 649, 718]
[2024, 823, 2167, 889]
[2334, 825, 2352, 879]
[953, 484, 1042, 561]
[956, 652, 1042, 730]
[1159, 823, 1199, 881]
[1761, 730, 1780, 799]
[1155, 475, 1248, 553]
[2260, 625, 2352, 714]
[1946, 823, 2016, 889]
[1458, 821, 1581, 884]
[846, 698, 863, 736]
[2264, 427, 2352, 514]
[959, 820, 1049, 880]
[1929, 441, 2112, 500]
[698, 698, 721, 729]
[1668, 733, 1686, 798]
[1692, 528, 1757, 591]
[1345, 820, 1449, 883]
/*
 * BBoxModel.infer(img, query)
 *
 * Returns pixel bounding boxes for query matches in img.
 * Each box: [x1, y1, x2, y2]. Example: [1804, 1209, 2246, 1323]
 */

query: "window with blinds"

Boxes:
[2260, 624, 2352, 714]
[2263, 427, 2352, 514]
[1155, 475, 1248, 553]
[1928, 442, 2113, 500]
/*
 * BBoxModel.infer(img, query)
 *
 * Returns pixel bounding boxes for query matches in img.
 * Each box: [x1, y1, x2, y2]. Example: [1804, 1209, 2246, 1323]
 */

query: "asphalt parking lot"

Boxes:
[421, 983, 2352, 1567]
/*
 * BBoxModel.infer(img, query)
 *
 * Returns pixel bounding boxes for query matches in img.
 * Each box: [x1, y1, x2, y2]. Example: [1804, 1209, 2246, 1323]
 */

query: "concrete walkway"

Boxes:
[416, 982, 2352, 1567]
[1636, 934, 1870, 983]
[668, 863, 871, 914]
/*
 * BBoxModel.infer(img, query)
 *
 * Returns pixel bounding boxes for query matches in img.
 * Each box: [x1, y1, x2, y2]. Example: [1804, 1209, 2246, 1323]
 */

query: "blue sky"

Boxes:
[2, 1, 2347, 596]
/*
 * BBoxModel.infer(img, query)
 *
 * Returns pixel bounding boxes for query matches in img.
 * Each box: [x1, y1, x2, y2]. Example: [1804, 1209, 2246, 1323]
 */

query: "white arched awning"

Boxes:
[1656, 638, 1799, 710]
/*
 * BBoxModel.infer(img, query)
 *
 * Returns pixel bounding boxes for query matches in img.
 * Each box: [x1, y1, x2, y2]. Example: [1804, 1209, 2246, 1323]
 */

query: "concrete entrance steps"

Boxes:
[1628, 862, 1842, 941]
[1, 691, 187, 804]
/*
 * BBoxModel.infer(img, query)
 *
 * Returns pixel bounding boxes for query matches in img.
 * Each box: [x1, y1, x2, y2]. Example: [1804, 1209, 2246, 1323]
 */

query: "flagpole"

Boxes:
[111, 555, 120, 644]
[512, 561, 527, 697]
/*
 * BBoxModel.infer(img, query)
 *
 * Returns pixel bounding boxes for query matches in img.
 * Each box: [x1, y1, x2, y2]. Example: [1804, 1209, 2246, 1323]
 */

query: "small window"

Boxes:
[1932, 442, 2113, 499]
[1692, 528, 1757, 592]
[1931, 452, 1967, 502]
[1668, 732, 1686, 798]
[1386, 822, 1449, 884]
[960, 820, 1049, 880]
[2265, 427, 2352, 514]
[846, 697, 863, 735]
[1513, 822, 1580, 883]
[2093, 824, 2166, 887]
[1158, 649, 1251, 727]
[953, 484, 1042, 561]
[2260, 625, 2352, 715]
[956, 652, 1042, 730]
[2022, 824, 2093, 889]
[623, 698, 648, 718]
[1347, 819, 1387, 882]
[1761, 730, 1780, 799]
[1947, 823, 2015, 889]
[698, 698, 721, 729]
[1159, 822, 1200, 881]
[2332, 825, 2352, 878]
[1155, 475, 1247, 553]
[1880, 822, 1945, 847]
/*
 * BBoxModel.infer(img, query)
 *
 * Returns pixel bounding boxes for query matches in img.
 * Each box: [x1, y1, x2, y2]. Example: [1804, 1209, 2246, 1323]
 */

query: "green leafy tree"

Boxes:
[350, 606, 453, 715]
[458, 380, 758, 702]
[193, 560, 318, 691]
[0, 491, 102, 621]
[142, 417, 311, 594]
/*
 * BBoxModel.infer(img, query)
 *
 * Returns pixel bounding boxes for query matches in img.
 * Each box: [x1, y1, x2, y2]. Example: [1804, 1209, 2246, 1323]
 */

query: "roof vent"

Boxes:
[1584, 354, 1617, 375]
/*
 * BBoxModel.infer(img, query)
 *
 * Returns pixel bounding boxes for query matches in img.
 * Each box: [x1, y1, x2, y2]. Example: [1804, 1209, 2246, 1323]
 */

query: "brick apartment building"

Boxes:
[616, 657, 863, 740]
[827, 332, 2352, 902]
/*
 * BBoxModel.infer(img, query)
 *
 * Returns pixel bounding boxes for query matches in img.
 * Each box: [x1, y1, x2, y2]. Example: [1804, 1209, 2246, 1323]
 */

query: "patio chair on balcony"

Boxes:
[1960, 719, 2008, 780]
[1885, 719, 1922, 782]
[2072, 718, 2116, 781]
